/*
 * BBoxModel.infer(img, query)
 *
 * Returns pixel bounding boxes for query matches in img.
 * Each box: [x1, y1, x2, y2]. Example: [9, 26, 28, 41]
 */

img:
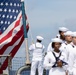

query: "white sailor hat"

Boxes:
[64, 31, 73, 36]
[72, 32, 76, 37]
[51, 38, 62, 43]
[59, 27, 68, 32]
[36, 36, 44, 41]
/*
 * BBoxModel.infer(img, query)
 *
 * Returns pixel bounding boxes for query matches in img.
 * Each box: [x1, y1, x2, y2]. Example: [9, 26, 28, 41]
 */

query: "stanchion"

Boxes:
[16, 65, 31, 75]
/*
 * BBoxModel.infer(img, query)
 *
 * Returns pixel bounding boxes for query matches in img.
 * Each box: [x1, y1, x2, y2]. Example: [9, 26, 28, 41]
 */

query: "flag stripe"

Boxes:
[0, 15, 22, 43]
[0, 26, 23, 54]
[0, 12, 22, 38]
[0, 36, 24, 71]
[0, 36, 23, 70]
[0, 0, 29, 73]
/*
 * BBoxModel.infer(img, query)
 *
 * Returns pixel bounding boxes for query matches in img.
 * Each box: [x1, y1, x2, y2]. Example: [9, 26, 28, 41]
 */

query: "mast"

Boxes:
[21, 0, 30, 65]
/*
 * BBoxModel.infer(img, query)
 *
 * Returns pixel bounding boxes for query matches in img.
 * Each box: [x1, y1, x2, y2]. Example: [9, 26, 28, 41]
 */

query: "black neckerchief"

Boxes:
[52, 51, 61, 68]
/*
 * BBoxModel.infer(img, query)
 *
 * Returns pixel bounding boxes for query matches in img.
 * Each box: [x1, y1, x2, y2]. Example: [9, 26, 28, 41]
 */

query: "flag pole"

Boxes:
[21, 0, 31, 65]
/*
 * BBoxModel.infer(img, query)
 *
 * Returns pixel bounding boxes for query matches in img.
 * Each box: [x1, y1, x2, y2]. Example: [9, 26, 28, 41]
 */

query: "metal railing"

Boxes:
[0, 54, 12, 75]
[0, 56, 48, 75]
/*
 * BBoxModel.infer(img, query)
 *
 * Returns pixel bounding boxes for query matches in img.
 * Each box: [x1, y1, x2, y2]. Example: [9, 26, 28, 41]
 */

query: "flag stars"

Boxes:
[7, 15, 9, 18]
[9, 9, 11, 12]
[16, 10, 18, 13]
[14, 16, 16, 19]
[12, 9, 15, 13]
[1, 3, 3, 6]
[10, 3, 13, 6]
[3, 27, 6, 31]
[4, 9, 7, 12]
[8, 21, 10, 24]
[5, 21, 7, 24]
[17, 4, 20, 7]
[0, 1, 21, 33]
[5, 3, 8, 6]
[14, 3, 16, 6]
[2, 15, 5, 18]
[10, 15, 13, 19]
[1, 21, 3, 24]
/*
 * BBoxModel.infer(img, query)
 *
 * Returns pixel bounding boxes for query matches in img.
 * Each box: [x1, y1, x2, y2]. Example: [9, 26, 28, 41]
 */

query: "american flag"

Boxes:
[0, 0, 29, 73]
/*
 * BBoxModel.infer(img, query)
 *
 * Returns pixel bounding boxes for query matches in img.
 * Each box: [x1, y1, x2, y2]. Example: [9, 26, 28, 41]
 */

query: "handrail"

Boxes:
[0, 54, 12, 75]
[16, 65, 30, 75]
[0, 54, 10, 57]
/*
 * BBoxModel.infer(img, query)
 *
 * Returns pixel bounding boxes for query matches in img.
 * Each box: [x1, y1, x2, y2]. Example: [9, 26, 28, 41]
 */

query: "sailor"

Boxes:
[70, 32, 76, 48]
[56, 27, 68, 42]
[60, 31, 72, 52]
[47, 27, 68, 53]
[68, 49, 76, 75]
[43, 38, 68, 75]
[29, 36, 45, 75]
[67, 32, 76, 75]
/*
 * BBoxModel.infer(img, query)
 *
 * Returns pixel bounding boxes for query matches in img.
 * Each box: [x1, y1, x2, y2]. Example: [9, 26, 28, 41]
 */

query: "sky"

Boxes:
[15, 0, 76, 57]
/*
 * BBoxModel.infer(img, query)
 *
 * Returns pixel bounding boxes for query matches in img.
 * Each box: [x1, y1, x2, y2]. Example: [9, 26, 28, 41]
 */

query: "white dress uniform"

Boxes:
[59, 42, 70, 61]
[68, 48, 76, 75]
[67, 32, 76, 75]
[44, 38, 67, 75]
[59, 31, 73, 61]
[63, 42, 76, 62]
[43, 51, 67, 75]
[29, 36, 45, 75]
